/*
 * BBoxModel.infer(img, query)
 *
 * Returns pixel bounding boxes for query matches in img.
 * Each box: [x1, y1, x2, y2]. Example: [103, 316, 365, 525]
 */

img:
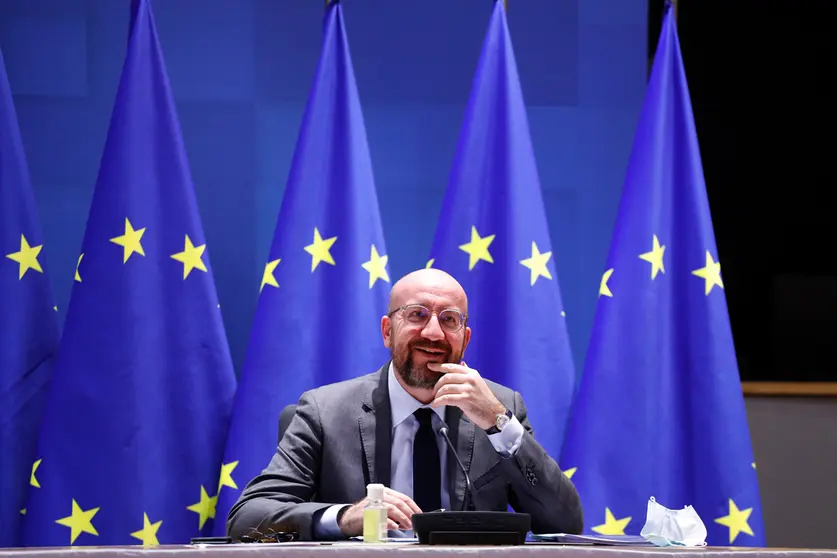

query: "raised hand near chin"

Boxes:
[426, 361, 506, 430]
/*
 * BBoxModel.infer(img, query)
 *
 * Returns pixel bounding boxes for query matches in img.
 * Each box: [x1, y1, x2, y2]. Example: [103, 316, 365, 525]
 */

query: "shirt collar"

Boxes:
[388, 361, 446, 429]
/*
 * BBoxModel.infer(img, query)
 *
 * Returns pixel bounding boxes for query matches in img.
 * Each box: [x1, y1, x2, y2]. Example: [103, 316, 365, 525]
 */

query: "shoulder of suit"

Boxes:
[483, 377, 518, 400]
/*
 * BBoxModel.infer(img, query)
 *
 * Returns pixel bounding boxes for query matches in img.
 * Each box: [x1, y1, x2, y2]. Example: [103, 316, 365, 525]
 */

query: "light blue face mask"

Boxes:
[639, 497, 707, 547]
[642, 534, 687, 547]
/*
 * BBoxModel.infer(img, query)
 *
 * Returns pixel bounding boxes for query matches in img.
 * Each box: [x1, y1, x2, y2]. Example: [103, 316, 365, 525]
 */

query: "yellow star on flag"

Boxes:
[714, 499, 754, 543]
[187, 485, 217, 530]
[592, 508, 631, 535]
[171, 234, 206, 280]
[692, 250, 724, 295]
[519, 241, 552, 286]
[459, 226, 495, 271]
[110, 218, 146, 263]
[31, 459, 42, 488]
[56, 499, 100, 545]
[5, 234, 43, 279]
[563, 467, 577, 479]
[170, 235, 208, 279]
[75, 253, 83, 282]
[260, 259, 281, 292]
[130, 513, 162, 547]
[639, 234, 666, 279]
[361, 245, 389, 288]
[425, 258, 434, 269]
[304, 227, 337, 272]
[599, 268, 614, 297]
[218, 461, 239, 492]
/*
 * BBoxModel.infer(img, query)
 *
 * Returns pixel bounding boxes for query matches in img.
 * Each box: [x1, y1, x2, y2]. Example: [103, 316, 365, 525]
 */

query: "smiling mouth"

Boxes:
[413, 347, 446, 360]
[414, 347, 446, 356]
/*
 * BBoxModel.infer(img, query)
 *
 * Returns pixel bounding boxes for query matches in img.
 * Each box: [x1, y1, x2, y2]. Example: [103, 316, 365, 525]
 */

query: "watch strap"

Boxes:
[484, 408, 512, 435]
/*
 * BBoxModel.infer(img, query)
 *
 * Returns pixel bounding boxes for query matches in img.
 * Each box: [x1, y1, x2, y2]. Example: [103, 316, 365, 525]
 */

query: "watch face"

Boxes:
[496, 413, 510, 429]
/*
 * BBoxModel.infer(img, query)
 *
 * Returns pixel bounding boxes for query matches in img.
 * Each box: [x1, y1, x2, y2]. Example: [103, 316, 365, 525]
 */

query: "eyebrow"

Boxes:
[405, 301, 465, 313]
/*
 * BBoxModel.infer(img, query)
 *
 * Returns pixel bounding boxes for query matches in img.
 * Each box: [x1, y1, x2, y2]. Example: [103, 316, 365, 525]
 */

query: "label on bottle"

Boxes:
[363, 507, 387, 543]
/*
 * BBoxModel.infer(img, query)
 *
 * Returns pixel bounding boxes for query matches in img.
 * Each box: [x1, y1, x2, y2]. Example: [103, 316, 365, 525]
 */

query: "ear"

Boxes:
[461, 325, 472, 355]
[381, 315, 392, 348]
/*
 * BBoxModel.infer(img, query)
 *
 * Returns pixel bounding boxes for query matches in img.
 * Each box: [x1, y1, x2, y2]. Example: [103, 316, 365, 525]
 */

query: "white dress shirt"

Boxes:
[313, 363, 524, 538]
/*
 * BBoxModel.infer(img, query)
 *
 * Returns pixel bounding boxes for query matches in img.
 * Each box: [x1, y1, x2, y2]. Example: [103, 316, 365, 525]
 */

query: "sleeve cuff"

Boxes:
[487, 415, 524, 457]
[312, 504, 349, 540]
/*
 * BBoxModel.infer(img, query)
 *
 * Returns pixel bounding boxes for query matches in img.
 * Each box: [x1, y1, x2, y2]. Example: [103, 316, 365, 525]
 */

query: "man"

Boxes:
[227, 269, 583, 540]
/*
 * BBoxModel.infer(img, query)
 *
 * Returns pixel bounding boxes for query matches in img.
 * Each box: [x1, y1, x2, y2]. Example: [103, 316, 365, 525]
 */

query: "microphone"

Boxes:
[409, 421, 531, 546]
[437, 424, 475, 511]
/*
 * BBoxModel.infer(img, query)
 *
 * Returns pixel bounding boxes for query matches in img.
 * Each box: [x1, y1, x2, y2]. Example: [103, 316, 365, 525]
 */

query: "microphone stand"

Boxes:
[409, 424, 531, 545]
[438, 426, 475, 512]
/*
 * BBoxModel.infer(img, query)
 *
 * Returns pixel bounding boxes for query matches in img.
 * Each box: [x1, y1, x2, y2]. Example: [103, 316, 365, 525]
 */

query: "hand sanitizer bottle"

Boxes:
[363, 483, 387, 543]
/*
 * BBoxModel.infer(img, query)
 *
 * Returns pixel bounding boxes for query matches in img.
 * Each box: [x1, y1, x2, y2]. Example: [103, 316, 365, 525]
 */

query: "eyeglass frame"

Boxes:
[386, 303, 469, 333]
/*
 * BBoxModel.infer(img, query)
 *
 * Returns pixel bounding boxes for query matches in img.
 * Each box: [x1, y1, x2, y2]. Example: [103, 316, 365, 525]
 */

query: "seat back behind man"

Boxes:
[278, 404, 298, 445]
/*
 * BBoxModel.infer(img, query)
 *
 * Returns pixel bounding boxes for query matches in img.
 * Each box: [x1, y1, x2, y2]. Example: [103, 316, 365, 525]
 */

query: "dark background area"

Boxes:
[2, 0, 830, 384]
[648, 0, 835, 382]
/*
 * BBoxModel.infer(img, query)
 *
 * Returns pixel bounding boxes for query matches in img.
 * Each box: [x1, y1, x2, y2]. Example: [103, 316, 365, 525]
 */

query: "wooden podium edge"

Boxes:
[742, 382, 837, 397]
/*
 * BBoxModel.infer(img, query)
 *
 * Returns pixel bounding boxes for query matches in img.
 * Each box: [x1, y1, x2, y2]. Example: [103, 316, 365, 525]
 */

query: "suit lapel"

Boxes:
[358, 363, 392, 488]
[444, 405, 475, 511]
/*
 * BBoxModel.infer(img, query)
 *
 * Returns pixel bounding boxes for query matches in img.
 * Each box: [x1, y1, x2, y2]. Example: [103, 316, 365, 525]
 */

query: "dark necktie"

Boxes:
[413, 408, 442, 513]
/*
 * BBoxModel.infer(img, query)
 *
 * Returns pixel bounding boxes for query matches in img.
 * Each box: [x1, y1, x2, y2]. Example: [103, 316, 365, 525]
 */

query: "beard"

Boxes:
[391, 339, 462, 390]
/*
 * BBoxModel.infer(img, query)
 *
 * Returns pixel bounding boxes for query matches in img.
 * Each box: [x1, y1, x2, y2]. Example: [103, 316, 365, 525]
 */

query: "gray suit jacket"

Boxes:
[226, 363, 584, 540]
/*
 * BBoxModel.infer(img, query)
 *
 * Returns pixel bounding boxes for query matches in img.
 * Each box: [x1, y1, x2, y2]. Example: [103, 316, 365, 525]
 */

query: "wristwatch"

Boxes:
[484, 408, 512, 435]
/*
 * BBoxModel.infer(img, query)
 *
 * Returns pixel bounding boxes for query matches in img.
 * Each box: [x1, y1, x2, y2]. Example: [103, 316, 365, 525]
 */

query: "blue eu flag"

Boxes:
[559, 2, 765, 546]
[0, 44, 61, 548]
[214, 0, 390, 532]
[22, 0, 237, 546]
[427, 0, 576, 461]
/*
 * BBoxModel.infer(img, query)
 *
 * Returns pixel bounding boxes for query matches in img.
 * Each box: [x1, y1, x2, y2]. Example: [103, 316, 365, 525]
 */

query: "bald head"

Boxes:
[383, 268, 471, 395]
[388, 268, 467, 314]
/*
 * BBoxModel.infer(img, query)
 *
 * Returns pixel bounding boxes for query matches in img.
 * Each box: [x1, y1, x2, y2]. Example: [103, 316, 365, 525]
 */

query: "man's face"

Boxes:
[382, 279, 471, 390]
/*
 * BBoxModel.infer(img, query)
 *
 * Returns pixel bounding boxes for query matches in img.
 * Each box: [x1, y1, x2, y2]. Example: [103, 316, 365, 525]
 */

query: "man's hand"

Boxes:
[426, 361, 506, 430]
[338, 487, 423, 536]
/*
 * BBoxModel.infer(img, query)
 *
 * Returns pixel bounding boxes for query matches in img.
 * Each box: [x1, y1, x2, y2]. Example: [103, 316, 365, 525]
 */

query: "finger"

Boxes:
[386, 496, 415, 526]
[394, 492, 423, 515]
[384, 488, 421, 513]
[434, 382, 471, 399]
[385, 490, 421, 517]
[388, 519, 400, 531]
[383, 489, 415, 516]
[431, 393, 469, 408]
[384, 502, 412, 530]
[427, 362, 469, 375]
[432, 366, 471, 386]
[432, 372, 475, 397]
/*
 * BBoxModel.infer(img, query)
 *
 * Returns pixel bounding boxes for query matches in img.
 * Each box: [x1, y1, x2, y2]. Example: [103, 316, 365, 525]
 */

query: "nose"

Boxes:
[420, 314, 445, 341]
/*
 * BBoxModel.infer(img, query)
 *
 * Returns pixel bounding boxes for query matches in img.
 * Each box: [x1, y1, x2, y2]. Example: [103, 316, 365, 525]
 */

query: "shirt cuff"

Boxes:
[487, 415, 524, 457]
[312, 504, 349, 540]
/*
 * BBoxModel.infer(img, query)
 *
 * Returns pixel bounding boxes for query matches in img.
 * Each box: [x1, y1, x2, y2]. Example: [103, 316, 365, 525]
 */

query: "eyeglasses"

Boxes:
[238, 528, 298, 543]
[388, 304, 467, 333]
